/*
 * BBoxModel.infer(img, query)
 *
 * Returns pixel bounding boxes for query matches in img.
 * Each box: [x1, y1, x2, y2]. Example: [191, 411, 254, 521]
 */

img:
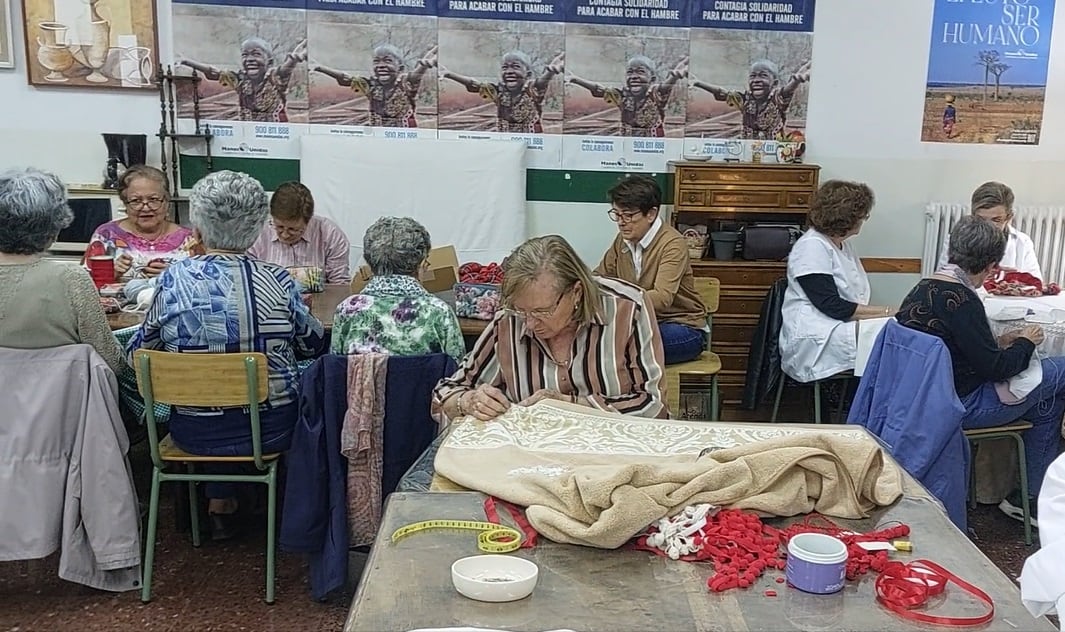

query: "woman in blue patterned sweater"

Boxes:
[128, 170, 325, 539]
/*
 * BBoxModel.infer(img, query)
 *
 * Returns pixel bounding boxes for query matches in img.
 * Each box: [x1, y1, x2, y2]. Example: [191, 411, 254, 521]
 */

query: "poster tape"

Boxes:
[391, 519, 523, 553]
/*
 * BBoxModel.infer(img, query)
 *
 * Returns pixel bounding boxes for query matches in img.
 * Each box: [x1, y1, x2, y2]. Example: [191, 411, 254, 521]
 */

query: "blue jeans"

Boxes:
[960, 357, 1065, 498]
[660, 322, 706, 365]
[169, 403, 297, 499]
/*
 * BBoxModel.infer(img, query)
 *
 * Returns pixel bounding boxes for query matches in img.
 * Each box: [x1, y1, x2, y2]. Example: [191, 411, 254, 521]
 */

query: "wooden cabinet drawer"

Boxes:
[677, 188, 705, 207]
[785, 190, 812, 208]
[711, 318, 757, 344]
[707, 189, 784, 209]
[694, 262, 786, 288]
[676, 165, 819, 188]
[718, 289, 769, 316]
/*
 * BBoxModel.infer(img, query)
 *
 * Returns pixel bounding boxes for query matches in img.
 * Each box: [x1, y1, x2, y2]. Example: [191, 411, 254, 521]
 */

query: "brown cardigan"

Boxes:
[595, 223, 707, 329]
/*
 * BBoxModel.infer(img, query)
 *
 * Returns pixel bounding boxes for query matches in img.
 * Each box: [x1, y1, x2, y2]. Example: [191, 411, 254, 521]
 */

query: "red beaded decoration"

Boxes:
[633, 509, 910, 593]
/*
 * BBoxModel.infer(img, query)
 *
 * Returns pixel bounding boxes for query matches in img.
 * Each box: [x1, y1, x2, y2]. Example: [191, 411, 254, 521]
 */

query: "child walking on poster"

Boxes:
[568, 55, 688, 138]
[180, 38, 308, 123]
[690, 59, 810, 140]
[942, 95, 957, 139]
[312, 45, 438, 128]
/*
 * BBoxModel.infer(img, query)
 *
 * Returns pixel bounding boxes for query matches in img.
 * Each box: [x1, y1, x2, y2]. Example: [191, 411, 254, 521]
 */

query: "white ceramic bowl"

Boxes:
[451, 555, 539, 603]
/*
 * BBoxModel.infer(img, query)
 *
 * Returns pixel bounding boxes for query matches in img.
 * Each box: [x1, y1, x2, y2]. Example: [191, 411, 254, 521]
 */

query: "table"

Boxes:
[346, 492, 1052, 632]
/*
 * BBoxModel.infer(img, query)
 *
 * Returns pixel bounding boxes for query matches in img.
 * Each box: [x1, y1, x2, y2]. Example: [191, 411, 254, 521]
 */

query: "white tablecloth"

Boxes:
[986, 294, 1065, 357]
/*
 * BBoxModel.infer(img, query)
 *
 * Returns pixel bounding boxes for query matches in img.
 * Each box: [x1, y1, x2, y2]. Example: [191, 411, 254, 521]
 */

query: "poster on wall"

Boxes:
[1, 0, 14, 68]
[562, 0, 689, 171]
[306, 0, 438, 139]
[922, 0, 1055, 145]
[170, 0, 818, 170]
[683, 0, 813, 163]
[437, 0, 566, 169]
[172, 0, 310, 159]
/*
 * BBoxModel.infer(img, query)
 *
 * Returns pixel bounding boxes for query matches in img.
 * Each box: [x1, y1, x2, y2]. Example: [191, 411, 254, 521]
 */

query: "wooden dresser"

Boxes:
[671, 162, 821, 407]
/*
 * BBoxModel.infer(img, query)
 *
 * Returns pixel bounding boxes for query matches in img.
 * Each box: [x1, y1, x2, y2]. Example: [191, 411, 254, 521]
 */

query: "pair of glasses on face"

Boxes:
[507, 285, 572, 320]
[607, 209, 641, 224]
[127, 197, 166, 210]
[273, 223, 306, 236]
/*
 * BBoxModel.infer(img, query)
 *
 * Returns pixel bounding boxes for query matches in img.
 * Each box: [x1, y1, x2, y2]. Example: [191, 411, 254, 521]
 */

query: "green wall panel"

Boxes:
[179, 155, 675, 204]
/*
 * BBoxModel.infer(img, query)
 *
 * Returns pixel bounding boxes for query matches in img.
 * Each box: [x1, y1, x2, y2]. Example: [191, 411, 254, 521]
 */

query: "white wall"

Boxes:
[5, 0, 1065, 304]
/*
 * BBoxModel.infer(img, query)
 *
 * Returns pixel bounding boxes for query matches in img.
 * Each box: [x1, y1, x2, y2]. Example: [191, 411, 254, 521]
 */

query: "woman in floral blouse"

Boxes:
[332, 217, 465, 363]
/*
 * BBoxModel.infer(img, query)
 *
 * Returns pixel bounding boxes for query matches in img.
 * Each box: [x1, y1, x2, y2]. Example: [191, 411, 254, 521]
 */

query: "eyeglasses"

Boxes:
[273, 222, 307, 236]
[607, 208, 641, 224]
[507, 286, 571, 320]
[127, 196, 166, 210]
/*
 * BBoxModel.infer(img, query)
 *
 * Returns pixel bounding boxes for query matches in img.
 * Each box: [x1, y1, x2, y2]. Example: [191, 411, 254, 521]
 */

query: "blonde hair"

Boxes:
[501, 235, 601, 326]
[971, 181, 1014, 214]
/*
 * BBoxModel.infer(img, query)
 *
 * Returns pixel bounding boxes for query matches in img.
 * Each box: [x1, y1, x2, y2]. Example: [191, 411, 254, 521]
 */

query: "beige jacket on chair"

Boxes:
[0, 345, 141, 592]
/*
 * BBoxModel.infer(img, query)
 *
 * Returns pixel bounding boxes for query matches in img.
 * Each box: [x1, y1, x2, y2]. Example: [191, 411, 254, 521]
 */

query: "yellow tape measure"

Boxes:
[391, 519, 523, 553]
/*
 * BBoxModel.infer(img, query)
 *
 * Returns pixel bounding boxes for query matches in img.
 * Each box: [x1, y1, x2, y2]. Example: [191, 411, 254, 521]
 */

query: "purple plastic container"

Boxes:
[786, 533, 847, 594]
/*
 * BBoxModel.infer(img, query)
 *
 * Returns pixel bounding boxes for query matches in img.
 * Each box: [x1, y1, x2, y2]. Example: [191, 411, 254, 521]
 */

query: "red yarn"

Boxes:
[459, 262, 504, 285]
[632, 509, 910, 593]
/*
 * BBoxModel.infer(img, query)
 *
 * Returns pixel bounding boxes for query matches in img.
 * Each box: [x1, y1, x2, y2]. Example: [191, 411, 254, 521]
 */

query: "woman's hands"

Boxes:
[1019, 324, 1046, 346]
[113, 254, 133, 279]
[518, 389, 574, 407]
[457, 384, 511, 421]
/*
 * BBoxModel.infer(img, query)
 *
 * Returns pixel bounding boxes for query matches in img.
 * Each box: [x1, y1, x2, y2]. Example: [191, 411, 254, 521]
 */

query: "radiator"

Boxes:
[924, 203, 1065, 282]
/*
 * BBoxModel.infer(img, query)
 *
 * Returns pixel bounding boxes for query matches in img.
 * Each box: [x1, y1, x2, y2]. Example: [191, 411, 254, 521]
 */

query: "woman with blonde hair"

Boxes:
[434, 234, 667, 420]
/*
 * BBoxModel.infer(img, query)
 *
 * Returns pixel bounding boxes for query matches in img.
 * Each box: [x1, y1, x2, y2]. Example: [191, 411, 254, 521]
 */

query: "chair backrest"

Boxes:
[133, 349, 270, 407]
[694, 277, 720, 314]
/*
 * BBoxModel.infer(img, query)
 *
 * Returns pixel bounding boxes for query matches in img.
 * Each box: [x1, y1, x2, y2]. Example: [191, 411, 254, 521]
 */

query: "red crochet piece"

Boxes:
[459, 262, 504, 285]
[984, 271, 1060, 296]
[632, 509, 910, 593]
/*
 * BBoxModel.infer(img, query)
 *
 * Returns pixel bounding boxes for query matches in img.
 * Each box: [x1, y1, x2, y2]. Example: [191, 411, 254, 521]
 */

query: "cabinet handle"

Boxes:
[687, 172, 696, 180]
[795, 195, 807, 205]
[687, 194, 698, 203]
[799, 173, 808, 181]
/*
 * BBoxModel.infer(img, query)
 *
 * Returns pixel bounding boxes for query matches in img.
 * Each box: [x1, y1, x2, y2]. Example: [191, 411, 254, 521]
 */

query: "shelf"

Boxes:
[693, 259, 786, 268]
[68, 186, 119, 195]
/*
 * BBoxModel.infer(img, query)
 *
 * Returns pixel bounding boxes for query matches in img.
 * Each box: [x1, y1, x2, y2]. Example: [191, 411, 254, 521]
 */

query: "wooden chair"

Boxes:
[665, 278, 722, 421]
[770, 371, 855, 424]
[133, 350, 280, 604]
[964, 422, 1033, 546]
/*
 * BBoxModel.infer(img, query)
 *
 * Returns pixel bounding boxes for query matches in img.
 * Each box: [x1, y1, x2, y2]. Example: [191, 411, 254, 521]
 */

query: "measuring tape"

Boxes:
[391, 519, 523, 553]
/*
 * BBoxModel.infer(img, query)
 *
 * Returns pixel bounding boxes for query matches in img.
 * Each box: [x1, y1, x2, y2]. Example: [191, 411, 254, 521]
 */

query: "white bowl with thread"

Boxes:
[451, 555, 539, 602]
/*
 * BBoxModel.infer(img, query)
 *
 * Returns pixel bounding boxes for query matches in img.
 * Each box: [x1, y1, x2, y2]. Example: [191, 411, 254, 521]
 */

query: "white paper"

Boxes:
[854, 317, 893, 377]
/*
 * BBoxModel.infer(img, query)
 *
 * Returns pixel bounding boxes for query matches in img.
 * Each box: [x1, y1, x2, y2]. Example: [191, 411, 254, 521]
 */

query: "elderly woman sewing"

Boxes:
[127, 170, 325, 540]
[779, 180, 895, 383]
[85, 165, 200, 282]
[247, 181, 351, 284]
[0, 167, 124, 373]
[434, 234, 667, 420]
[899, 216, 1065, 525]
[332, 216, 464, 363]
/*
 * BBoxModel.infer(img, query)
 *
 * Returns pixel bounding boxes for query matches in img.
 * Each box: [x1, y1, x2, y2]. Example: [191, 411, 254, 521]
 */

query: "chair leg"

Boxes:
[710, 375, 720, 422]
[265, 466, 278, 604]
[968, 443, 978, 510]
[834, 379, 848, 424]
[1012, 434, 1033, 546]
[813, 382, 822, 424]
[141, 468, 162, 603]
[187, 465, 201, 548]
[771, 378, 785, 422]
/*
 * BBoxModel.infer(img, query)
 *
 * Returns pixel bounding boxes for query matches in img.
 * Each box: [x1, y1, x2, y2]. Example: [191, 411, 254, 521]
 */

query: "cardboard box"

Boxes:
[349, 245, 460, 294]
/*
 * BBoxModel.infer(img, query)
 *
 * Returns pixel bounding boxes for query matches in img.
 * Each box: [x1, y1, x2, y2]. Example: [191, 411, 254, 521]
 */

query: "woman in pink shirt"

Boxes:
[246, 181, 351, 284]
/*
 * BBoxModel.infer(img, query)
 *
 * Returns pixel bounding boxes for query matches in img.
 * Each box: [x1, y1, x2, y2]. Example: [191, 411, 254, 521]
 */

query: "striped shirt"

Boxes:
[434, 276, 667, 418]
[247, 215, 352, 284]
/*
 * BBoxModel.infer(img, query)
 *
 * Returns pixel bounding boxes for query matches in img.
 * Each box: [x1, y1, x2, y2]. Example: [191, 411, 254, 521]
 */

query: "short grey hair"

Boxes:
[750, 60, 779, 80]
[373, 44, 405, 67]
[0, 168, 72, 255]
[501, 50, 532, 74]
[189, 171, 269, 251]
[947, 215, 1006, 275]
[971, 181, 1014, 214]
[363, 216, 431, 276]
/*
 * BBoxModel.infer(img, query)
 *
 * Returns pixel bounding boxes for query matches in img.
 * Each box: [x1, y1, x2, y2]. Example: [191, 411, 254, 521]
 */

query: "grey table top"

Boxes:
[346, 492, 1052, 632]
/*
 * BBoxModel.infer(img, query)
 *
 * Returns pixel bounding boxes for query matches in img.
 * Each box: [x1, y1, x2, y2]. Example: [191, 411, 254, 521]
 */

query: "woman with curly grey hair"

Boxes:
[898, 216, 1064, 525]
[127, 170, 325, 540]
[0, 167, 124, 373]
[331, 216, 464, 363]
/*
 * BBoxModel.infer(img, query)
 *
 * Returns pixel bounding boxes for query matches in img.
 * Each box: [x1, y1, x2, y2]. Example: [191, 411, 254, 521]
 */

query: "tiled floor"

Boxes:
[0, 390, 1045, 631]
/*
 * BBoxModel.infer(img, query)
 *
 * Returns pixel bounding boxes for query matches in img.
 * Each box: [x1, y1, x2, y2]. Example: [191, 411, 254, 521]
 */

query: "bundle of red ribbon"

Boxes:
[459, 262, 504, 285]
[984, 270, 1061, 297]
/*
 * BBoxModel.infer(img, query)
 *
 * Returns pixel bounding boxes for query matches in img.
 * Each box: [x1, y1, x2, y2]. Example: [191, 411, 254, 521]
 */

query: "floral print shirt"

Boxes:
[331, 275, 465, 363]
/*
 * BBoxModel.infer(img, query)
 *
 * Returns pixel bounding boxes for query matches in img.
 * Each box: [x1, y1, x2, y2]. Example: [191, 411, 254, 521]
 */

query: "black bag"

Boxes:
[742, 225, 802, 261]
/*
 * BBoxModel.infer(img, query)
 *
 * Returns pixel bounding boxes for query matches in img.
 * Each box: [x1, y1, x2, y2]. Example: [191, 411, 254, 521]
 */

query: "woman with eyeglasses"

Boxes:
[434, 234, 668, 421]
[83, 165, 200, 282]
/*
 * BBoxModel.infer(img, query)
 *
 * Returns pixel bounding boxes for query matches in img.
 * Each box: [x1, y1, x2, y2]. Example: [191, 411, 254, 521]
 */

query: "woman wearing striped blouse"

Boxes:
[434, 235, 668, 420]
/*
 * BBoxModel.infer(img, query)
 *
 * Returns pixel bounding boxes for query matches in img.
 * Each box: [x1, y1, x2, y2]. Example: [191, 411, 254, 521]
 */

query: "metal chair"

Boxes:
[770, 371, 855, 424]
[964, 422, 1034, 546]
[134, 349, 280, 603]
[665, 278, 721, 421]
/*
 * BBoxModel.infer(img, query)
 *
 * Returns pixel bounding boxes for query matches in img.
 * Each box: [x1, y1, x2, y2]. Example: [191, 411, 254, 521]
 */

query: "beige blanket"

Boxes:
[434, 401, 904, 549]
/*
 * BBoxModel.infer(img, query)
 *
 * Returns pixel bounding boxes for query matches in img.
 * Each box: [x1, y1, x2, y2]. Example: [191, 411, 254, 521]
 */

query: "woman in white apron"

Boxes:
[780, 180, 895, 383]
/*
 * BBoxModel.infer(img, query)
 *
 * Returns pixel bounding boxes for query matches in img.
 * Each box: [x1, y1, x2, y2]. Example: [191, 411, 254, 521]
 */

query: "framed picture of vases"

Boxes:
[21, 0, 158, 88]
[1, 0, 14, 68]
